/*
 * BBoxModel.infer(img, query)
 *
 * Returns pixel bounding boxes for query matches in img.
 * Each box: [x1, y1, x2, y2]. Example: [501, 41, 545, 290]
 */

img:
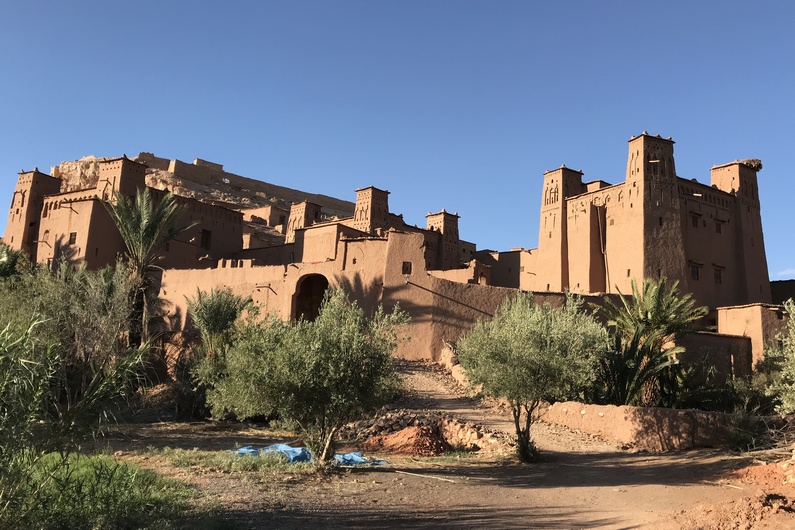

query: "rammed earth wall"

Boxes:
[540, 401, 734, 452]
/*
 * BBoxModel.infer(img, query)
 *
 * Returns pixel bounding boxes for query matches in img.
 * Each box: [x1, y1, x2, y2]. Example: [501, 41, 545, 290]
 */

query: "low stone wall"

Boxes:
[541, 401, 734, 452]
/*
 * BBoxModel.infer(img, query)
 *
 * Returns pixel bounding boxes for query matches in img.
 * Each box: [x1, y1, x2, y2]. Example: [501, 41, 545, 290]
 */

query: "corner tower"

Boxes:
[3, 169, 61, 260]
[628, 133, 688, 287]
[285, 201, 322, 244]
[710, 160, 771, 302]
[96, 156, 147, 201]
[352, 186, 390, 234]
[535, 166, 584, 292]
[426, 209, 460, 270]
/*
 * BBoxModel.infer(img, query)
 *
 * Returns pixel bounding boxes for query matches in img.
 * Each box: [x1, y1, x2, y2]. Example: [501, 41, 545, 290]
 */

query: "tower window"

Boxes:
[715, 222, 722, 234]
[68, 232, 77, 245]
[402, 262, 412, 275]
[714, 268, 722, 284]
[691, 215, 699, 228]
[200, 230, 212, 250]
[690, 265, 700, 281]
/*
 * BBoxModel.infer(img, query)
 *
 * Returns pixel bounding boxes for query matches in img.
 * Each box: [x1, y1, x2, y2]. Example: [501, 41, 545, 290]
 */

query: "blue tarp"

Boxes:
[234, 444, 387, 466]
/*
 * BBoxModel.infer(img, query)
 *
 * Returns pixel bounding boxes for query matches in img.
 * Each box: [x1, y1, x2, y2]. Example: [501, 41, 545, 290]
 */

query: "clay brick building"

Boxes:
[5, 157, 243, 270]
[480, 132, 771, 323]
[1, 134, 787, 370]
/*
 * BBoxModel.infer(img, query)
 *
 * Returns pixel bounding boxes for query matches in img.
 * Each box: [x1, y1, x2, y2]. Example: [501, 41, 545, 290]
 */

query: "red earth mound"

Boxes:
[363, 426, 449, 456]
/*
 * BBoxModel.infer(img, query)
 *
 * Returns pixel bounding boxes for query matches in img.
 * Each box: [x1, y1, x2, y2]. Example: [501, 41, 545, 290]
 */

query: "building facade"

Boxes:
[482, 132, 771, 320]
[1, 135, 783, 370]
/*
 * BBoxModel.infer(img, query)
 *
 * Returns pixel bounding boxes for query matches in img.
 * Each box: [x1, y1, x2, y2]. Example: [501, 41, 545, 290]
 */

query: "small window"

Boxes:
[691, 265, 700, 281]
[714, 268, 722, 284]
[402, 262, 412, 275]
[200, 229, 212, 250]
[691, 215, 699, 228]
[659, 217, 663, 227]
[68, 232, 77, 245]
[627, 269, 631, 277]
[715, 222, 722, 234]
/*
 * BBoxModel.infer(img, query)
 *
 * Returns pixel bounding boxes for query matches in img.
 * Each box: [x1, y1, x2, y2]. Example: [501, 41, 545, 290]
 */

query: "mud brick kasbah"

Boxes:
[3, 132, 789, 374]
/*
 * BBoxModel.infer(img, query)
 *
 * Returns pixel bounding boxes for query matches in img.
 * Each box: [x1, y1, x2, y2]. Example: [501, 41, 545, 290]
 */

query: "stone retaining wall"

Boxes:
[541, 401, 734, 452]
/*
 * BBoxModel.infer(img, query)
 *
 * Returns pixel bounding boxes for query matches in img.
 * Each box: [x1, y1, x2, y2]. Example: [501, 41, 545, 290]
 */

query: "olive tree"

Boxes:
[458, 293, 607, 463]
[202, 289, 408, 464]
[765, 299, 795, 415]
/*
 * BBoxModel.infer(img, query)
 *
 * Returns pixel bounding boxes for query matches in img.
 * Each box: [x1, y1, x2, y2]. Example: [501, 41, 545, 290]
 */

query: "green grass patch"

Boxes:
[6, 452, 195, 530]
[157, 446, 314, 474]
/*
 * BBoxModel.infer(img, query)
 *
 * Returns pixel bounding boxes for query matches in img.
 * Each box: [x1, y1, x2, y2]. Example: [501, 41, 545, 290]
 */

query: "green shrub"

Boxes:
[200, 289, 408, 465]
[764, 299, 795, 415]
[458, 293, 607, 462]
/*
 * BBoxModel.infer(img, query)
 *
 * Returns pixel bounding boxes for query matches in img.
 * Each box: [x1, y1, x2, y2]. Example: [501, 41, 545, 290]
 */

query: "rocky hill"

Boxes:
[52, 153, 355, 219]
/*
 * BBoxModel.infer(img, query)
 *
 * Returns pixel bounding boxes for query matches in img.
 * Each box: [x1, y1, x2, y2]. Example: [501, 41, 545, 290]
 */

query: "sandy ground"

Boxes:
[104, 362, 795, 529]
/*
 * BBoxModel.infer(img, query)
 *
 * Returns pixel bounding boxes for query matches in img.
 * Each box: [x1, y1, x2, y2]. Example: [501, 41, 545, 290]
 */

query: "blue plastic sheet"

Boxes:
[234, 445, 387, 466]
[333, 451, 388, 467]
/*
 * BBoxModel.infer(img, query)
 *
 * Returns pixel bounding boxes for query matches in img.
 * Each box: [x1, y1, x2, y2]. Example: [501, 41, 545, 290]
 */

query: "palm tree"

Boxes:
[105, 188, 195, 344]
[187, 287, 250, 358]
[595, 277, 708, 407]
[598, 277, 709, 347]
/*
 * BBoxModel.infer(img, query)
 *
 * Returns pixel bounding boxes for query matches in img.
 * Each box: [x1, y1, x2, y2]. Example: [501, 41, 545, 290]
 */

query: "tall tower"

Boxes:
[711, 160, 771, 303]
[352, 186, 390, 234]
[285, 201, 322, 243]
[534, 166, 583, 292]
[3, 169, 61, 260]
[629, 133, 688, 288]
[426, 209, 460, 270]
[96, 156, 147, 201]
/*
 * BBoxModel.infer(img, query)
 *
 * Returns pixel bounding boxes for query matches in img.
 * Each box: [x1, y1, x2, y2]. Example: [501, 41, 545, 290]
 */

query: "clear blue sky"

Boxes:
[2, 1, 794, 279]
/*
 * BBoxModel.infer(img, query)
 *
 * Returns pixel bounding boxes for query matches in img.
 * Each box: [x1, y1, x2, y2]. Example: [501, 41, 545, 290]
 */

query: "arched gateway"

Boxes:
[293, 274, 329, 321]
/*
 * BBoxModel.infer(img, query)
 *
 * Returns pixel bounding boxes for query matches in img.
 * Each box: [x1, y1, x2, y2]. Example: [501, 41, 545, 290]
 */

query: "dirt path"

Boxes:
[111, 362, 795, 529]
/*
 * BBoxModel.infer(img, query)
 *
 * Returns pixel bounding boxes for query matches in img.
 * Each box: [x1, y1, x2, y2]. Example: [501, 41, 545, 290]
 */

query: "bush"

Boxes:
[591, 329, 684, 407]
[0, 262, 144, 438]
[458, 293, 607, 462]
[201, 289, 408, 464]
[593, 277, 709, 407]
[765, 299, 795, 415]
[18, 454, 191, 530]
[0, 264, 179, 528]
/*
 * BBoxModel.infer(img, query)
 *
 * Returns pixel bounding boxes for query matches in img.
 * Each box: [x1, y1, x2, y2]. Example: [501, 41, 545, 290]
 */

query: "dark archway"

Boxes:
[293, 274, 329, 321]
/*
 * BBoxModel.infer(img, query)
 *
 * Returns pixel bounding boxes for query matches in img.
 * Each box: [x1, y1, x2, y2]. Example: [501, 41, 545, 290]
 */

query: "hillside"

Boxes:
[51, 153, 355, 218]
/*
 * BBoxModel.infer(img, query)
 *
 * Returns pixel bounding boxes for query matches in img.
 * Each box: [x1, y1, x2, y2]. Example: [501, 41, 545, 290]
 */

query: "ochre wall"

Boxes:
[717, 304, 787, 367]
